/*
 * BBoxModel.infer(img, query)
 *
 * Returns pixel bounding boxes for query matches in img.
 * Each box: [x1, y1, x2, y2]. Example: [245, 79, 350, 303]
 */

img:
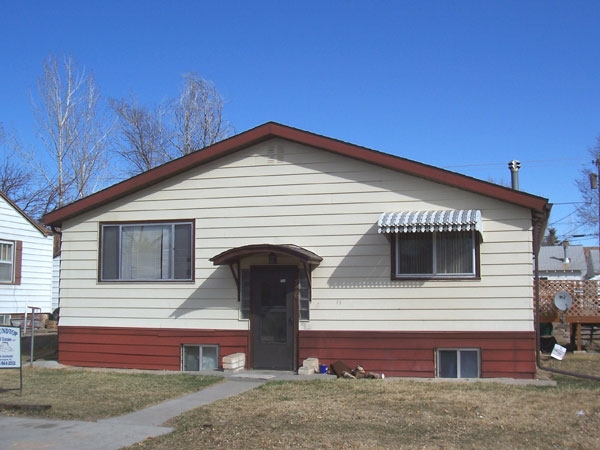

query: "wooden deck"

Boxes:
[539, 279, 600, 350]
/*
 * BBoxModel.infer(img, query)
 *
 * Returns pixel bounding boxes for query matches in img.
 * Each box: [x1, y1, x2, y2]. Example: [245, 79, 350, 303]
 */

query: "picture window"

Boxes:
[100, 222, 193, 281]
[394, 231, 478, 279]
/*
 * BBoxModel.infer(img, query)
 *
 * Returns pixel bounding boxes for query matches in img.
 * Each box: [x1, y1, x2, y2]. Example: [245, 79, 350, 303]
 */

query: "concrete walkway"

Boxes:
[0, 366, 285, 450]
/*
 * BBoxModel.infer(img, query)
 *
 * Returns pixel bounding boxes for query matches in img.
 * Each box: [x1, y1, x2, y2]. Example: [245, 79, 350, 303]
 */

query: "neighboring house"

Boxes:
[0, 191, 54, 321]
[584, 247, 600, 280]
[537, 244, 600, 333]
[538, 245, 600, 280]
[52, 244, 61, 313]
[42, 122, 550, 379]
[538, 245, 588, 280]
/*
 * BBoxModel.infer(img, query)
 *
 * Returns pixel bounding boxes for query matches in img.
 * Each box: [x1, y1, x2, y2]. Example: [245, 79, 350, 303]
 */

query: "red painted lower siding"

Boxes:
[299, 330, 537, 379]
[58, 327, 249, 371]
[58, 327, 536, 378]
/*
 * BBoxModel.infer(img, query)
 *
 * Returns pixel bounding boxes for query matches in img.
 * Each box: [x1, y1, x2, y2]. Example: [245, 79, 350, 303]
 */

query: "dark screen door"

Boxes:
[251, 266, 296, 370]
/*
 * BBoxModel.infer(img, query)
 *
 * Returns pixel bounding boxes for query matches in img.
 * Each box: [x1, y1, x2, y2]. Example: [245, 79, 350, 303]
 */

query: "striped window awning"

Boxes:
[378, 209, 483, 234]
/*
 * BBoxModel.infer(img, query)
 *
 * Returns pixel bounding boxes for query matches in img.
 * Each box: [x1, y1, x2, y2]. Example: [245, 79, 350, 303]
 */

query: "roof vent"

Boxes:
[562, 240, 570, 264]
[508, 160, 521, 190]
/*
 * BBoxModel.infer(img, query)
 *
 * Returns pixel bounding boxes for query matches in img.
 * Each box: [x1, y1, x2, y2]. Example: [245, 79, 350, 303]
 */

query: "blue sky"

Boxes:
[1, 1, 599, 243]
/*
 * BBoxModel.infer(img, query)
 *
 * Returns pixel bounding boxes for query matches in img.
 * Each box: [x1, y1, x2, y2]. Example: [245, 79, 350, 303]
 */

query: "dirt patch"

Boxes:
[547, 322, 600, 352]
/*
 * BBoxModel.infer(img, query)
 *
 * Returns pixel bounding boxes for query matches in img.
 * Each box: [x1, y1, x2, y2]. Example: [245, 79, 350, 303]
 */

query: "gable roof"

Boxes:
[1, 191, 52, 236]
[42, 122, 551, 233]
[538, 245, 587, 274]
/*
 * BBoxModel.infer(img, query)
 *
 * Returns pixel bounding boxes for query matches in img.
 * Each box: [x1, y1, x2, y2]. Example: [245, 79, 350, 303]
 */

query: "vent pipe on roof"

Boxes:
[508, 160, 521, 190]
[562, 240, 570, 264]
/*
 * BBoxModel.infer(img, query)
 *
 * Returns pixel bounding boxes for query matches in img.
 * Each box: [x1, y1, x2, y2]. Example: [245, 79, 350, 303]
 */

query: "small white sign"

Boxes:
[0, 326, 21, 368]
[550, 343, 567, 361]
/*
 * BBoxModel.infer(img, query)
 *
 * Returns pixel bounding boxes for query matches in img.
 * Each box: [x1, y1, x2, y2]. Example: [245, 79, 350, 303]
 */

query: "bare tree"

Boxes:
[110, 73, 233, 175]
[30, 54, 109, 213]
[67, 71, 110, 199]
[110, 96, 171, 175]
[0, 124, 31, 204]
[575, 136, 600, 231]
[0, 124, 50, 219]
[172, 73, 233, 156]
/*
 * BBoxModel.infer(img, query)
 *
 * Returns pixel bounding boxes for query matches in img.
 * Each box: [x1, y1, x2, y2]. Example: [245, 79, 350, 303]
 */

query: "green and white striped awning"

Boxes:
[378, 209, 482, 234]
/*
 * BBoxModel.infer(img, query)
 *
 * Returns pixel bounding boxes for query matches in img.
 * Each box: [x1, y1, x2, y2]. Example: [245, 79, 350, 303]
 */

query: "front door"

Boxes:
[251, 266, 297, 370]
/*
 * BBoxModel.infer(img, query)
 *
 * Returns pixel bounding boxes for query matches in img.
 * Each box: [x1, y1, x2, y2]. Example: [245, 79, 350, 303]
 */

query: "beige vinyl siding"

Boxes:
[59, 139, 535, 331]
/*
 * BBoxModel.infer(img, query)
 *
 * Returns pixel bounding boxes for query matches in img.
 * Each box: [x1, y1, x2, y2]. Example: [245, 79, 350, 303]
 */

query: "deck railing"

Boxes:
[538, 279, 600, 350]
[538, 279, 600, 323]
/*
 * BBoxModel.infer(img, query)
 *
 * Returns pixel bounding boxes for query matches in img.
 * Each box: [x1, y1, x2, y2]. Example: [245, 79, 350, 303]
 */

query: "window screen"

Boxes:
[395, 231, 476, 278]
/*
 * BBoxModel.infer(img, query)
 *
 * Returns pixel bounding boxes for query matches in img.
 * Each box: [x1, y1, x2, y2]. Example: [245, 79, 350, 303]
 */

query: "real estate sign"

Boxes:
[0, 326, 21, 368]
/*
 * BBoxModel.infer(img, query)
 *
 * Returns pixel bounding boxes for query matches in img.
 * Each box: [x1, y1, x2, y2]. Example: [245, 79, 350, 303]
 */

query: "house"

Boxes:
[538, 244, 589, 280]
[0, 191, 54, 323]
[42, 122, 551, 379]
[537, 244, 600, 349]
[584, 247, 600, 280]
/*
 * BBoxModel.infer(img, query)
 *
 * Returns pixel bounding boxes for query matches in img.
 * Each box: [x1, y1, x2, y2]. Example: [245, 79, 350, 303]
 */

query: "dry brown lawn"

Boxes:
[0, 367, 221, 420]
[1, 354, 599, 449]
[130, 354, 600, 450]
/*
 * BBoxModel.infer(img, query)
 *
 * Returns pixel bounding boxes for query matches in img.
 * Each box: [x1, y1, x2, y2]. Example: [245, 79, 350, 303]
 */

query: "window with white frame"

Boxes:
[182, 345, 219, 371]
[394, 230, 478, 279]
[0, 240, 15, 283]
[100, 222, 193, 281]
[437, 349, 480, 378]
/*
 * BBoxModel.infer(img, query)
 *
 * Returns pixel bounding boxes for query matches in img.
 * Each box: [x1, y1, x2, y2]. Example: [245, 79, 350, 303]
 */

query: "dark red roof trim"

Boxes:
[42, 122, 550, 227]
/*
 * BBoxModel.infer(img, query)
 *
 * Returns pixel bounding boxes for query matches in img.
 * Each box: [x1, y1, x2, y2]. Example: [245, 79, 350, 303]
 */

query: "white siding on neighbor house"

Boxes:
[52, 255, 60, 312]
[59, 139, 536, 332]
[0, 196, 54, 315]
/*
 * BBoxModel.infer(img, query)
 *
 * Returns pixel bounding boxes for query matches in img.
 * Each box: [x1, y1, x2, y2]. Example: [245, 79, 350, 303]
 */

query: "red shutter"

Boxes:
[14, 240, 22, 285]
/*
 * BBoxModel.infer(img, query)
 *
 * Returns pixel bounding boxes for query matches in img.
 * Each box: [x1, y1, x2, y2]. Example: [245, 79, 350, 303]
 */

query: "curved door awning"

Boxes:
[210, 243, 322, 267]
[210, 244, 322, 292]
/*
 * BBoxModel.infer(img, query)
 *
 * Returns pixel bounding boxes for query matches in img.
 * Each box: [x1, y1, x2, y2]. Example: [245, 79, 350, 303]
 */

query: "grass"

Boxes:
[0, 367, 222, 420]
[1, 355, 599, 449]
[129, 354, 600, 450]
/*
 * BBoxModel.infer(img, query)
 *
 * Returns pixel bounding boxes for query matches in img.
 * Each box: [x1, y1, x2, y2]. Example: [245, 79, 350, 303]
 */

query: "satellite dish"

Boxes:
[553, 291, 573, 311]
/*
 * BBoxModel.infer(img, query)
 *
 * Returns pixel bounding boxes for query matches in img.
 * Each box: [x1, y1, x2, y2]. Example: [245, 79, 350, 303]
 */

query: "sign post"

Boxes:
[0, 326, 22, 394]
[28, 306, 41, 367]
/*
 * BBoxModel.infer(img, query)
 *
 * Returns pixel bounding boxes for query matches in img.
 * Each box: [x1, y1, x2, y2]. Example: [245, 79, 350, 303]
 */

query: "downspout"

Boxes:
[533, 225, 600, 381]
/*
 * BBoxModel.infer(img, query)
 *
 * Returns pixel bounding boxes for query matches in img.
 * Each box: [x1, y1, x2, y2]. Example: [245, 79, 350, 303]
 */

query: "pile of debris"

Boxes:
[330, 360, 384, 379]
[298, 358, 384, 379]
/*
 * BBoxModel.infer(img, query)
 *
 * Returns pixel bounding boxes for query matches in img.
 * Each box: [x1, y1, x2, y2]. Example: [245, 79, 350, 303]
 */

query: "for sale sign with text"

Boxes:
[0, 326, 21, 368]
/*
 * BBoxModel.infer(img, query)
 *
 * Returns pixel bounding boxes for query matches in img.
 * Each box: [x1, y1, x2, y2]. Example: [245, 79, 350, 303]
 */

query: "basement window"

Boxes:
[437, 348, 480, 378]
[182, 345, 219, 371]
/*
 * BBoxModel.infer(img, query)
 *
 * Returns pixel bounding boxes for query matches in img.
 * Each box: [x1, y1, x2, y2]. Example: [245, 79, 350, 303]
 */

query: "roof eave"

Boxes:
[1, 191, 53, 236]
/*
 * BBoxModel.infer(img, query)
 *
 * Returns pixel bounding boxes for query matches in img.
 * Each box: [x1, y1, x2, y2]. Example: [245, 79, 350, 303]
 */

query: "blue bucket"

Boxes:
[319, 364, 328, 374]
